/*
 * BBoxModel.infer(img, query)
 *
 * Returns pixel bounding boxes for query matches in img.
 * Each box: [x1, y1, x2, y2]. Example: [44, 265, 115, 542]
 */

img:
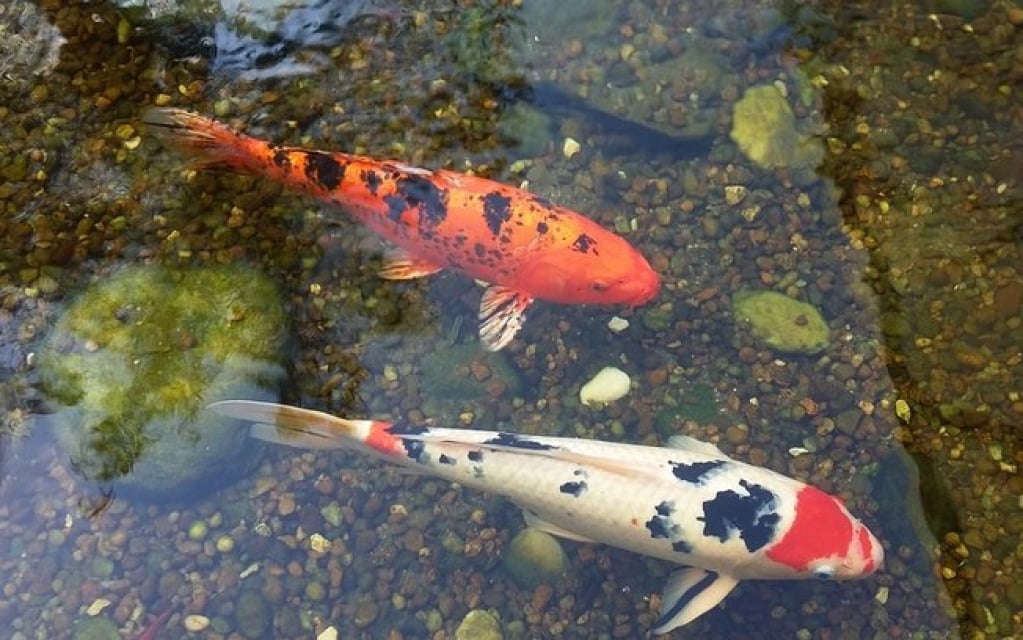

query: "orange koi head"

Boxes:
[517, 237, 660, 306]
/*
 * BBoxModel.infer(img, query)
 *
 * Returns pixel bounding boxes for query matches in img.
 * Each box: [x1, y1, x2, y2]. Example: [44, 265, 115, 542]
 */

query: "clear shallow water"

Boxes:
[1, 0, 1020, 637]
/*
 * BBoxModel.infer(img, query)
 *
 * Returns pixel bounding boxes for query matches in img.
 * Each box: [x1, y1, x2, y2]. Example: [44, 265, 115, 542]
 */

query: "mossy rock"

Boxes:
[456, 609, 503, 640]
[38, 264, 288, 499]
[419, 342, 522, 401]
[502, 527, 567, 588]
[730, 84, 823, 170]
[732, 290, 830, 354]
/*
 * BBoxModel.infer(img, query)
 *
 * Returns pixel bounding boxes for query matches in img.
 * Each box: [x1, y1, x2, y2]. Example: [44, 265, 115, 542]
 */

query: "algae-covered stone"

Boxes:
[502, 527, 567, 588]
[456, 609, 503, 640]
[38, 264, 287, 499]
[420, 342, 522, 401]
[732, 290, 830, 354]
[730, 84, 823, 170]
[72, 616, 120, 640]
[235, 589, 271, 638]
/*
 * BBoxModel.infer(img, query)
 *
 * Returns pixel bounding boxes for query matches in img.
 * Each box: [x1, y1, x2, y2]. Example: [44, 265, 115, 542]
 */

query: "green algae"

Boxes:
[730, 84, 823, 170]
[38, 264, 287, 498]
[733, 290, 830, 355]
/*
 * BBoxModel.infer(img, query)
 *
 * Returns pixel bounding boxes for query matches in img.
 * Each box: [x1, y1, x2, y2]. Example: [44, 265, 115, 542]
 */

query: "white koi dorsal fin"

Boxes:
[521, 510, 598, 543]
[652, 568, 740, 634]
[478, 285, 533, 351]
[665, 434, 732, 460]
[378, 248, 444, 280]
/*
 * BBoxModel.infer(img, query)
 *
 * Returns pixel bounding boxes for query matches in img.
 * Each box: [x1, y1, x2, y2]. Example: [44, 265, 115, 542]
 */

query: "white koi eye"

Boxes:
[812, 566, 836, 580]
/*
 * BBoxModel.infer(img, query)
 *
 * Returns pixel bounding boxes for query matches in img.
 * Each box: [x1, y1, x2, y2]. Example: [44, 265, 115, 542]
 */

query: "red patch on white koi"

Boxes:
[857, 525, 877, 573]
[365, 421, 403, 456]
[765, 486, 853, 571]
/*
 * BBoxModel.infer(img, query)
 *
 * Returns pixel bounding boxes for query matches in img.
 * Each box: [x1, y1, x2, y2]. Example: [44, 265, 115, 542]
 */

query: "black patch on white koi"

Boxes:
[385, 420, 430, 436]
[439, 454, 456, 465]
[384, 420, 430, 463]
[394, 174, 447, 227]
[362, 169, 382, 195]
[669, 460, 727, 485]
[699, 479, 780, 553]
[642, 498, 683, 543]
[304, 151, 345, 190]
[483, 433, 556, 451]
[672, 539, 693, 553]
[570, 233, 597, 254]
[468, 450, 483, 463]
[482, 192, 512, 236]
[559, 481, 586, 497]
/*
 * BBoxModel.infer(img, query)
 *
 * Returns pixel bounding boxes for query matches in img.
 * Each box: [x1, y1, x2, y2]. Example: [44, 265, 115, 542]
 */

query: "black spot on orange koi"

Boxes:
[482, 192, 512, 236]
[571, 233, 597, 254]
[395, 174, 448, 228]
[536, 221, 549, 235]
[473, 242, 486, 258]
[304, 151, 345, 190]
[362, 169, 382, 195]
[272, 148, 290, 168]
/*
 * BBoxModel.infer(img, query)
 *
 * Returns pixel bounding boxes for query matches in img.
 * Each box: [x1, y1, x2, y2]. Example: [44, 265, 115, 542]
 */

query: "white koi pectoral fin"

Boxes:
[665, 434, 732, 460]
[207, 400, 360, 450]
[378, 248, 444, 280]
[652, 569, 739, 635]
[522, 510, 598, 544]
[478, 285, 533, 351]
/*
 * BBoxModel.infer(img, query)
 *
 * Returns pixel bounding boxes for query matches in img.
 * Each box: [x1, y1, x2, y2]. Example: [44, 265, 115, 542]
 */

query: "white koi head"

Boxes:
[764, 485, 883, 580]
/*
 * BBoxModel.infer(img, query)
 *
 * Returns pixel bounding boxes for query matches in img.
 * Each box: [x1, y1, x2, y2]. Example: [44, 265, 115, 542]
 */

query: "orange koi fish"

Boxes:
[144, 108, 660, 350]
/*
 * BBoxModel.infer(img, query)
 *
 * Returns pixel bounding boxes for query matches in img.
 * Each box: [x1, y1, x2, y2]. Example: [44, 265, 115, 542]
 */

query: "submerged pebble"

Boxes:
[579, 366, 631, 406]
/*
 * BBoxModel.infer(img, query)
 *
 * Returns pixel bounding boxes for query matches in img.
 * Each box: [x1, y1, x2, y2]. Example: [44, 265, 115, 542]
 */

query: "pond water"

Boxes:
[1, 0, 1019, 638]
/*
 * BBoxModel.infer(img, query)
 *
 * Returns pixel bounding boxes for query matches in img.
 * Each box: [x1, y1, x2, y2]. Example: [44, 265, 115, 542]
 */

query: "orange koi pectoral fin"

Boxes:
[478, 285, 533, 351]
[377, 248, 444, 280]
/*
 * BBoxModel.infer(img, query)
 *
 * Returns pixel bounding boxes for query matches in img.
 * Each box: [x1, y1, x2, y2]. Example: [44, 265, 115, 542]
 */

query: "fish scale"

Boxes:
[208, 400, 883, 634]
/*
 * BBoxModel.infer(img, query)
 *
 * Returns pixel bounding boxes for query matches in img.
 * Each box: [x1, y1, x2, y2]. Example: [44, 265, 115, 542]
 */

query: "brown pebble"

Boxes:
[645, 368, 668, 386]
[724, 424, 748, 445]
[532, 583, 553, 611]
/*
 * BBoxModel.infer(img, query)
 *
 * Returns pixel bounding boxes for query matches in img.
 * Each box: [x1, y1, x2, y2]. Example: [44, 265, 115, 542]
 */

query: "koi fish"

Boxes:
[208, 400, 883, 633]
[144, 108, 660, 350]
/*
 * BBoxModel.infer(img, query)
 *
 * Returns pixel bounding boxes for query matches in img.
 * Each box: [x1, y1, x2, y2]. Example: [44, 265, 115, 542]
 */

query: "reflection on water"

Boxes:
[0, 0, 1019, 637]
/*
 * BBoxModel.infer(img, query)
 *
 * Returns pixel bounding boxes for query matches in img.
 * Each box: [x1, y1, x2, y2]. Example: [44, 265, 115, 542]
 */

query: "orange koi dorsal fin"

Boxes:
[378, 248, 444, 280]
[479, 285, 533, 351]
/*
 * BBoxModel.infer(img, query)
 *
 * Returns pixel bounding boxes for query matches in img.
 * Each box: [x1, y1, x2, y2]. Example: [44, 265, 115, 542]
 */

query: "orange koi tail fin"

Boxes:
[143, 107, 257, 173]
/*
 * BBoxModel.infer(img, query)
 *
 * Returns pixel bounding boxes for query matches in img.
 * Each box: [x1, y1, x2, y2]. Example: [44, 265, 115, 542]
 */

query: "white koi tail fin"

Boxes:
[208, 400, 366, 450]
[143, 108, 256, 173]
[652, 568, 739, 634]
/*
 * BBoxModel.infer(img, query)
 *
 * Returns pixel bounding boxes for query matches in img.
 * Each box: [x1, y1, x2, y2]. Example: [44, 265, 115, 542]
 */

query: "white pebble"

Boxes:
[607, 316, 630, 333]
[317, 626, 339, 640]
[183, 615, 210, 632]
[562, 137, 581, 158]
[579, 367, 631, 406]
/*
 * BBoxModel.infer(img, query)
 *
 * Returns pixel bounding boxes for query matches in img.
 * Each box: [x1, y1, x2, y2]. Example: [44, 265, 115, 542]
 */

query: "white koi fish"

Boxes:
[208, 400, 883, 634]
